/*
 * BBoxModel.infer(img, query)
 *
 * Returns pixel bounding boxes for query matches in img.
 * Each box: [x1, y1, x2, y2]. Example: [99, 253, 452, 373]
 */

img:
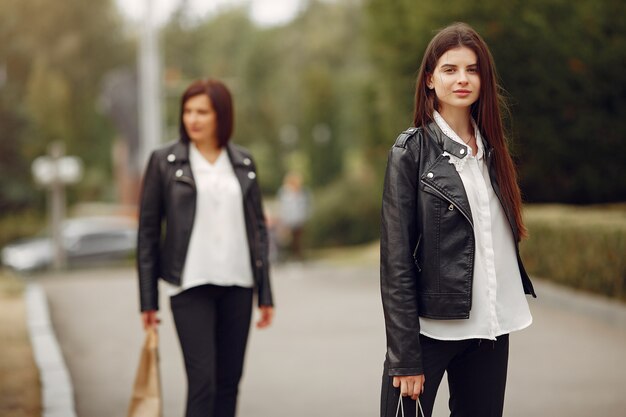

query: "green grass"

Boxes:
[0, 269, 41, 417]
[0, 269, 25, 297]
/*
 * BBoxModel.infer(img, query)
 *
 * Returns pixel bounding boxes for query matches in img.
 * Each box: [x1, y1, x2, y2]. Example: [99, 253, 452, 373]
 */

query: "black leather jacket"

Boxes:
[137, 141, 273, 312]
[380, 122, 536, 376]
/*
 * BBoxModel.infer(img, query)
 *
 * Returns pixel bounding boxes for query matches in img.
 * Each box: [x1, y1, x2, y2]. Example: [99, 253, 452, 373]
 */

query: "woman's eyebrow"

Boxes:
[440, 63, 478, 68]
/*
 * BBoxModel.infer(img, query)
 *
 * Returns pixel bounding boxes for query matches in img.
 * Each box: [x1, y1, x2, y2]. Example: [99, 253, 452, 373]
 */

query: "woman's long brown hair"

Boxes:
[414, 22, 527, 240]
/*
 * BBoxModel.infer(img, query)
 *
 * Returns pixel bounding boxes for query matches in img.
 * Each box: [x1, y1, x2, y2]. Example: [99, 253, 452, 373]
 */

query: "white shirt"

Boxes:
[167, 145, 254, 296]
[419, 112, 532, 340]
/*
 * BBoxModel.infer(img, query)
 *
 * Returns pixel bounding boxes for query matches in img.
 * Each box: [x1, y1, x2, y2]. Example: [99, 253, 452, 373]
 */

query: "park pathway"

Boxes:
[37, 262, 626, 417]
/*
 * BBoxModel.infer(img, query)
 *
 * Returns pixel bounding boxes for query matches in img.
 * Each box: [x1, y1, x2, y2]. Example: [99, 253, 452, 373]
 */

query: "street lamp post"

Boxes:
[138, 0, 162, 170]
[31, 142, 83, 270]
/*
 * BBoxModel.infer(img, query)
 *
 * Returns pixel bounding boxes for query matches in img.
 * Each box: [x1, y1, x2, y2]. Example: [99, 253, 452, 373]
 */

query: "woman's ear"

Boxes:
[426, 74, 434, 90]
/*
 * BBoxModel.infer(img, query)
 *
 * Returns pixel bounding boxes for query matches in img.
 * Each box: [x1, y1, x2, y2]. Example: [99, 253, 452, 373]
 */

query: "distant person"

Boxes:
[137, 78, 274, 417]
[277, 172, 311, 260]
[379, 23, 536, 417]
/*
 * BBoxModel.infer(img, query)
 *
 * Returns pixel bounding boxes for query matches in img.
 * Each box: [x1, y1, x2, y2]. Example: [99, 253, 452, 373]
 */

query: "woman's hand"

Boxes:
[141, 310, 160, 330]
[256, 305, 274, 329]
[393, 374, 425, 400]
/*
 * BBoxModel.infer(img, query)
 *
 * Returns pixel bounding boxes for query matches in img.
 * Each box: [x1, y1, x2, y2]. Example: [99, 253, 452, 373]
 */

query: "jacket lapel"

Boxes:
[169, 141, 195, 188]
[421, 155, 473, 225]
[226, 143, 254, 196]
[422, 122, 473, 225]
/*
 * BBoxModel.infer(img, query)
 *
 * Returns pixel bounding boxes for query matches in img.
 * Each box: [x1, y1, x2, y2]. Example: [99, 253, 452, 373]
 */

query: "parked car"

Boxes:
[1, 216, 137, 272]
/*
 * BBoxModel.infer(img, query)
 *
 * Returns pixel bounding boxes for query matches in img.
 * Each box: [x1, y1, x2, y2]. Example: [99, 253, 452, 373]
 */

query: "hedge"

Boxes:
[0, 211, 45, 250]
[521, 204, 626, 300]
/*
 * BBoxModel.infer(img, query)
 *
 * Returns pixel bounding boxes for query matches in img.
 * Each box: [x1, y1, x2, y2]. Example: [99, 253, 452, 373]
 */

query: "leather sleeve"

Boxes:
[380, 143, 423, 376]
[137, 151, 163, 312]
[249, 162, 274, 307]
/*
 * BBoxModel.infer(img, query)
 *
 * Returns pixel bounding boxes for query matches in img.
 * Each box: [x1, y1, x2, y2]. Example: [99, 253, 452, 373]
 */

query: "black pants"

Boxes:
[170, 284, 253, 417]
[381, 334, 509, 417]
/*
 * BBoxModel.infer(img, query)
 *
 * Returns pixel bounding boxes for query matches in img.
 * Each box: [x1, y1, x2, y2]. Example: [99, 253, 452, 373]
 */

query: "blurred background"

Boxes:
[1, 0, 625, 253]
[1, 0, 625, 416]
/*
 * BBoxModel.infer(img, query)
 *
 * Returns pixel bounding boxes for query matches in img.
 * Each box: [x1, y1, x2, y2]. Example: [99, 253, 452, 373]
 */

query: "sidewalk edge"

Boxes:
[25, 283, 77, 417]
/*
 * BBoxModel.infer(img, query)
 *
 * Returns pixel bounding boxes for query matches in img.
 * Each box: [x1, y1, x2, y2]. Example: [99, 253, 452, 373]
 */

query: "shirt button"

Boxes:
[460, 149, 465, 155]
[248, 171, 256, 179]
[256, 259, 263, 267]
[427, 172, 434, 179]
[448, 204, 454, 211]
[167, 154, 176, 162]
[243, 158, 251, 166]
[175, 169, 183, 177]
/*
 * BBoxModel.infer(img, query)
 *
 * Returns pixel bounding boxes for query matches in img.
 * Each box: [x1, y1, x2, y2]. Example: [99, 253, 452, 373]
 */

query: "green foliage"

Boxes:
[306, 168, 381, 248]
[161, 1, 372, 192]
[2, 0, 624, 252]
[364, 0, 626, 203]
[0, 211, 45, 250]
[156, 0, 626, 248]
[0, 0, 133, 214]
[485, 0, 626, 203]
[521, 205, 626, 300]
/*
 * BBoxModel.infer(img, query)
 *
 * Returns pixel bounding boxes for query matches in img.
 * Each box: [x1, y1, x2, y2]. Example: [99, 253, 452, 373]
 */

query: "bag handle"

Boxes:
[396, 393, 424, 417]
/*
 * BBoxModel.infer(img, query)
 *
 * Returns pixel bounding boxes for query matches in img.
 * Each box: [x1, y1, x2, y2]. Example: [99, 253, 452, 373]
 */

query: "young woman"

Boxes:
[137, 78, 274, 417]
[380, 23, 536, 417]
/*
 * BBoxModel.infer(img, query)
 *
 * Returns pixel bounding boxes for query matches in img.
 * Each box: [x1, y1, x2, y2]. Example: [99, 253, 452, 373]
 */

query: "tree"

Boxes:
[0, 0, 133, 212]
[364, 0, 626, 203]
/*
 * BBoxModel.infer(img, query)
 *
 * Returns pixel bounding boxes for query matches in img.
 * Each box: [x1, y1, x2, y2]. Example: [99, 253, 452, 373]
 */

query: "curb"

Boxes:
[25, 283, 77, 417]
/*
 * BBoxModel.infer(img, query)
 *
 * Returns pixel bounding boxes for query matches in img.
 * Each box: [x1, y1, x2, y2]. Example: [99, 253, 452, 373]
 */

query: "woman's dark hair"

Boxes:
[414, 22, 527, 239]
[179, 78, 233, 147]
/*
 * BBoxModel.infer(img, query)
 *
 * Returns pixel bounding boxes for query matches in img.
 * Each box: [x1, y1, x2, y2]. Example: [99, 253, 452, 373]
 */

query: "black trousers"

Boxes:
[170, 284, 253, 417]
[381, 334, 509, 417]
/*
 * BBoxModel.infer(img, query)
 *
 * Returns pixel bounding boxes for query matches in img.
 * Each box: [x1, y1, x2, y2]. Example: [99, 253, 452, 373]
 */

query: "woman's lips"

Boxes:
[453, 90, 471, 97]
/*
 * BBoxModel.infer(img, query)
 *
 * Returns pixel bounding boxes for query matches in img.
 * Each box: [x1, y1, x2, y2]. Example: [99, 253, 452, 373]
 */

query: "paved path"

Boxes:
[36, 263, 626, 417]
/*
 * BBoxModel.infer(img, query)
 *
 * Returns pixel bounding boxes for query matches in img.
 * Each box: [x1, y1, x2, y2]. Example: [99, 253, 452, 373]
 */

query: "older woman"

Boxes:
[137, 78, 274, 417]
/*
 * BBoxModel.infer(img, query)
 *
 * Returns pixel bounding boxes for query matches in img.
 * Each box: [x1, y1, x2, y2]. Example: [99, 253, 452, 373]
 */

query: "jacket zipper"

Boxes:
[420, 181, 474, 229]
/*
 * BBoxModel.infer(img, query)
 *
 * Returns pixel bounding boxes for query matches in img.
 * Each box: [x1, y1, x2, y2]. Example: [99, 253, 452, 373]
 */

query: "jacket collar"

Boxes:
[226, 143, 256, 196]
[225, 143, 249, 168]
[426, 120, 496, 162]
[167, 141, 255, 194]
[169, 140, 190, 162]
[424, 121, 469, 160]
[169, 141, 246, 166]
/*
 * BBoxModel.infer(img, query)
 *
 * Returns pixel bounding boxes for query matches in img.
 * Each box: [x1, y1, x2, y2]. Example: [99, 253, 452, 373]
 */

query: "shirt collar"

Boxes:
[189, 142, 228, 169]
[433, 111, 484, 160]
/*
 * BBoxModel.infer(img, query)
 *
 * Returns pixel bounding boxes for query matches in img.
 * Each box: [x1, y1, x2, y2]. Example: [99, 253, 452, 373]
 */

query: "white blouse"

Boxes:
[419, 112, 532, 341]
[167, 144, 254, 296]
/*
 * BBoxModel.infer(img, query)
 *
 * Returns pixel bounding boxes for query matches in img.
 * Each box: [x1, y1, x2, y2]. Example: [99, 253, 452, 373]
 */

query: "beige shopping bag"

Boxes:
[127, 327, 162, 417]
